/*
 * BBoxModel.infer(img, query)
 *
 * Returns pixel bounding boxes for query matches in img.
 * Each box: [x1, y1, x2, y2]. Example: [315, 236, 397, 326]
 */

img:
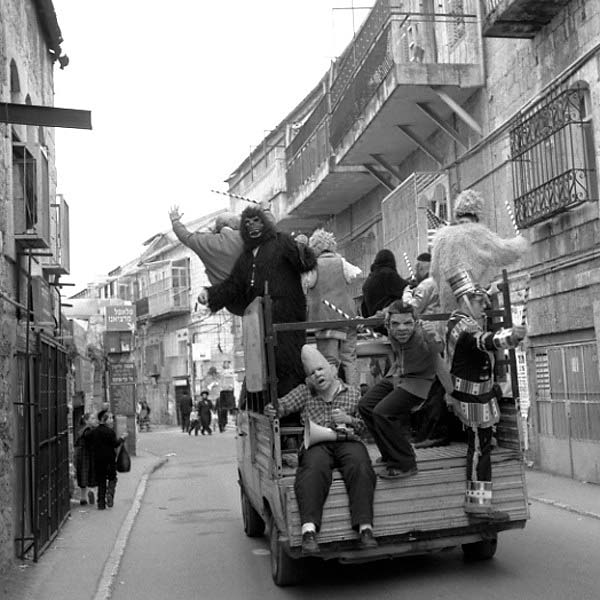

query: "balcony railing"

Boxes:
[147, 280, 190, 319]
[331, 0, 481, 148]
[510, 85, 597, 228]
[286, 116, 331, 196]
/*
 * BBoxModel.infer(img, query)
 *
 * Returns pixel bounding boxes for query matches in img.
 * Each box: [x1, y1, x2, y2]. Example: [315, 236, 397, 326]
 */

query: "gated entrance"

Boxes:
[13, 333, 70, 561]
[534, 340, 600, 483]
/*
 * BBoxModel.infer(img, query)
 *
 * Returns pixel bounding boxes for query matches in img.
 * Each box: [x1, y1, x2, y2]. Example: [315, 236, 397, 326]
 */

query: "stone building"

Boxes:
[80, 209, 237, 427]
[227, 0, 600, 483]
[0, 0, 74, 570]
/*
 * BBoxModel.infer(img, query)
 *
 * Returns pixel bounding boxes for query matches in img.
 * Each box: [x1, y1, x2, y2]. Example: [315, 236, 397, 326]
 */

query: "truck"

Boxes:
[236, 272, 529, 586]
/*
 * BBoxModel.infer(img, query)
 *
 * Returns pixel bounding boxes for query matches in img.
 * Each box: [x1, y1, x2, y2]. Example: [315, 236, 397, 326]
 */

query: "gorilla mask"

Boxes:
[240, 205, 276, 249]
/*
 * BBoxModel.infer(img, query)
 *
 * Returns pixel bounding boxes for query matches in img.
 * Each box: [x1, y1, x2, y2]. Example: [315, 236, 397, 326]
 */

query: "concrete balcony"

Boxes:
[482, 0, 571, 38]
[284, 0, 484, 219]
[147, 282, 190, 321]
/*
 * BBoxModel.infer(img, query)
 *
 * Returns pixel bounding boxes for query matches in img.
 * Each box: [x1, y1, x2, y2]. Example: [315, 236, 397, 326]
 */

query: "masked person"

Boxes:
[169, 207, 243, 285]
[431, 189, 529, 313]
[265, 346, 377, 555]
[445, 268, 527, 520]
[358, 300, 447, 479]
[198, 205, 316, 399]
[304, 228, 361, 386]
[402, 252, 439, 317]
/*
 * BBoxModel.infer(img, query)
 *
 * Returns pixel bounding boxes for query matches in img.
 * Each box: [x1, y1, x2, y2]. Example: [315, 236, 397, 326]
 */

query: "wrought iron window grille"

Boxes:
[509, 84, 597, 229]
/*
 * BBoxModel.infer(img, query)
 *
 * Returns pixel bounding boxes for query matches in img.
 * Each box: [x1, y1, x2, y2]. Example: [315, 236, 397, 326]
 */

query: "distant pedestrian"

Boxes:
[88, 410, 127, 510]
[179, 391, 193, 433]
[198, 392, 213, 435]
[188, 408, 200, 436]
[74, 413, 97, 505]
[215, 394, 229, 433]
[138, 399, 151, 432]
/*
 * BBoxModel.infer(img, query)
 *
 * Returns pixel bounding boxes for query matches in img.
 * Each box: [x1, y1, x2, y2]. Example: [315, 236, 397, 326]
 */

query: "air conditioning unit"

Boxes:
[42, 194, 70, 274]
[12, 142, 50, 249]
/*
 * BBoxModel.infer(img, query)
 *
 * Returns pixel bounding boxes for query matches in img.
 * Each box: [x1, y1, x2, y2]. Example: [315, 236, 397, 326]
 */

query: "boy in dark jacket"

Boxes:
[88, 410, 127, 510]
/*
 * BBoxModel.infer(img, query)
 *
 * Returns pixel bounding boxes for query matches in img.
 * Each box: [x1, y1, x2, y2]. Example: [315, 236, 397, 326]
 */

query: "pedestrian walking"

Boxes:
[88, 410, 127, 510]
[188, 408, 200, 436]
[74, 412, 97, 505]
[198, 391, 213, 435]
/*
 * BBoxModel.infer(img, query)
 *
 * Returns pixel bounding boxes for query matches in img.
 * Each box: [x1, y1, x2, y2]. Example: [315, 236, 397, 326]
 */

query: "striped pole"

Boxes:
[520, 276, 531, 327]
[323, 299, 352, 320]
[210, 189, 259, 204]
[505, 199, 520, 235]
[322, 299, 377, 337]
[403, 252, 415, 280]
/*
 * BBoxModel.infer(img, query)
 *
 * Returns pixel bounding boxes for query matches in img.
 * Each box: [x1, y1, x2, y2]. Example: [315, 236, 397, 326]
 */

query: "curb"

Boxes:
[529, 495, 600, 521]
[92, 456, 169, 600]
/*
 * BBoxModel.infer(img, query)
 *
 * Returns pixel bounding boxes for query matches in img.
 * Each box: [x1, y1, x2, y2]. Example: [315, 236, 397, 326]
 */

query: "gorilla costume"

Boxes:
[206, 205, 317, 398]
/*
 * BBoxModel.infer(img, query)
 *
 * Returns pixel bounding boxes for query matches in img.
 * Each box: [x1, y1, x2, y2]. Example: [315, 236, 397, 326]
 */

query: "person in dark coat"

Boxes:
[198, 205, 317, 400]
[88, 410, 127, 510]
[178, 392, 193, 433]
[361, 249, 408, 321]
[198, 392, 213, 435]
[74, 412, 97, 505]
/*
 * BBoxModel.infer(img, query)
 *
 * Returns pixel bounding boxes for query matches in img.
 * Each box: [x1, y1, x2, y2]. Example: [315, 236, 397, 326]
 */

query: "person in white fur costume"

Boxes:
[431, 189, 530, 312]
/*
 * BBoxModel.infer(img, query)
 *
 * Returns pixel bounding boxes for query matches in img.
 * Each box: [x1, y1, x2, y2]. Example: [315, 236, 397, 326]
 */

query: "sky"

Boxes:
[52, 0, 374, 292]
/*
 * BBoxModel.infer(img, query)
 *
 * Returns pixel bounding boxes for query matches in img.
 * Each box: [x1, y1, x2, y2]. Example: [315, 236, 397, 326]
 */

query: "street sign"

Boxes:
[109, 362, 136, 385]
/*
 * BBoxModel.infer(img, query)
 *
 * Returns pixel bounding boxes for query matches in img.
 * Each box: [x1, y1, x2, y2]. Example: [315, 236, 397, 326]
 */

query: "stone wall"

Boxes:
[0, 0, 58, 572]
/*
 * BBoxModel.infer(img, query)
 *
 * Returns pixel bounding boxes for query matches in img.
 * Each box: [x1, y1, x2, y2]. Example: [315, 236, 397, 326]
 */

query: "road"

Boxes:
[111, 426, 600, 600]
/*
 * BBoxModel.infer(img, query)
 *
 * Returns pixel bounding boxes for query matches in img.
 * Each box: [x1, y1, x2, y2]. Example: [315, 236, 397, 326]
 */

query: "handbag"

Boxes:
[116, 441, 131, 473]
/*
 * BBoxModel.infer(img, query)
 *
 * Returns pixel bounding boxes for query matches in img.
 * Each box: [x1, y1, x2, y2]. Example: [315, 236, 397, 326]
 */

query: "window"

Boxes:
[12, 144, 38, 232]
[510, 83, 597, 228]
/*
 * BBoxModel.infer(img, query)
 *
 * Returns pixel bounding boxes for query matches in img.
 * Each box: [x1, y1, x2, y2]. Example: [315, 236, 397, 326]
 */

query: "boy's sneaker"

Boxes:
[87, 490, 95, 505]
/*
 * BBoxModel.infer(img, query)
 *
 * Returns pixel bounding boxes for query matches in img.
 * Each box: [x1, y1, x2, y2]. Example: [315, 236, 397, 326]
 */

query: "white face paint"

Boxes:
[309, 364, 335, 393]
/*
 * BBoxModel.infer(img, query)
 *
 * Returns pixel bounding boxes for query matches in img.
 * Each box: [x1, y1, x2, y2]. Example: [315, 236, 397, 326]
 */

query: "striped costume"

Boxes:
[446, 310, 517, 516]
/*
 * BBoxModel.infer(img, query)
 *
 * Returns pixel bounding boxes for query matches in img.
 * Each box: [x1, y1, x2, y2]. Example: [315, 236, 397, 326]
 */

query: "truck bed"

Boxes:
[281, 442, 529, 548]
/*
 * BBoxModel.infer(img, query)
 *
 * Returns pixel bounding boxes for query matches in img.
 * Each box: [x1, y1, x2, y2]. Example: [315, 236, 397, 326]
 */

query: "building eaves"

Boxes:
[33, 0, 64, 56]
[225, 75, 327, 185]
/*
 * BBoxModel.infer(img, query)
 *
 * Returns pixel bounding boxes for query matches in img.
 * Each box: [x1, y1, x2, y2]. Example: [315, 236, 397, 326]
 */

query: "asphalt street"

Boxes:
[110, 427, 600, 600]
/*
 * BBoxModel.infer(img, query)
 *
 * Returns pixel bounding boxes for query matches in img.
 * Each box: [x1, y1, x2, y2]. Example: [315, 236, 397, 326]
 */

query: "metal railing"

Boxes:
[285, 118, 330, 195]
[510, 85, 598, 228]
[330, 1, 481, 148]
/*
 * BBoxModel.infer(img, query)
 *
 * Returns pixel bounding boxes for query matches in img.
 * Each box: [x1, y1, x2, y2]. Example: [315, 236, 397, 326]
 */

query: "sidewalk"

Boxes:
[1, 447, 167, 600]
[525, 467, 600, 520]
[2, 447, 600, 600]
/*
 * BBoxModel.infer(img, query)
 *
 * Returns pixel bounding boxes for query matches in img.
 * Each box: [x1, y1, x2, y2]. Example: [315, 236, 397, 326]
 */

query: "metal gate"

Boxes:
[534, 341, 600, 481]
[14, 333, 70, 560]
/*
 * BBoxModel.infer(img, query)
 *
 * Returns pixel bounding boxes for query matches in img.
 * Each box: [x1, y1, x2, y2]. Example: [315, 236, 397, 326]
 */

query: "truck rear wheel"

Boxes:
[241, 488, 265, 537]
[269, 515, 303, 586]
[462, 536, 498, 561]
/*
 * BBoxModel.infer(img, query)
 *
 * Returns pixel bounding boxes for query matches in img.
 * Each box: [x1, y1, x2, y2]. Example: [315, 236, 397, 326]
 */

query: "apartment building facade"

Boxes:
[227, 0, 600, 483]
[0, 0, 75, 568]
[84, 210, 237, 428]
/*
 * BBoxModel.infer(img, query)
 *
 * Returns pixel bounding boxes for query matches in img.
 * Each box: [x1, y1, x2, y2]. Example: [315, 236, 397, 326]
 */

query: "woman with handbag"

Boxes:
[88, 410, 128, 510]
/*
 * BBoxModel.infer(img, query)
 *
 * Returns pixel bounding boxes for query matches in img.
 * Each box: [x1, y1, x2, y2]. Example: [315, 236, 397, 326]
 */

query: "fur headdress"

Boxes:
[454, 189, 484, 221]
[431, 222, 530, 311]
[308, 229, 337, 257]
